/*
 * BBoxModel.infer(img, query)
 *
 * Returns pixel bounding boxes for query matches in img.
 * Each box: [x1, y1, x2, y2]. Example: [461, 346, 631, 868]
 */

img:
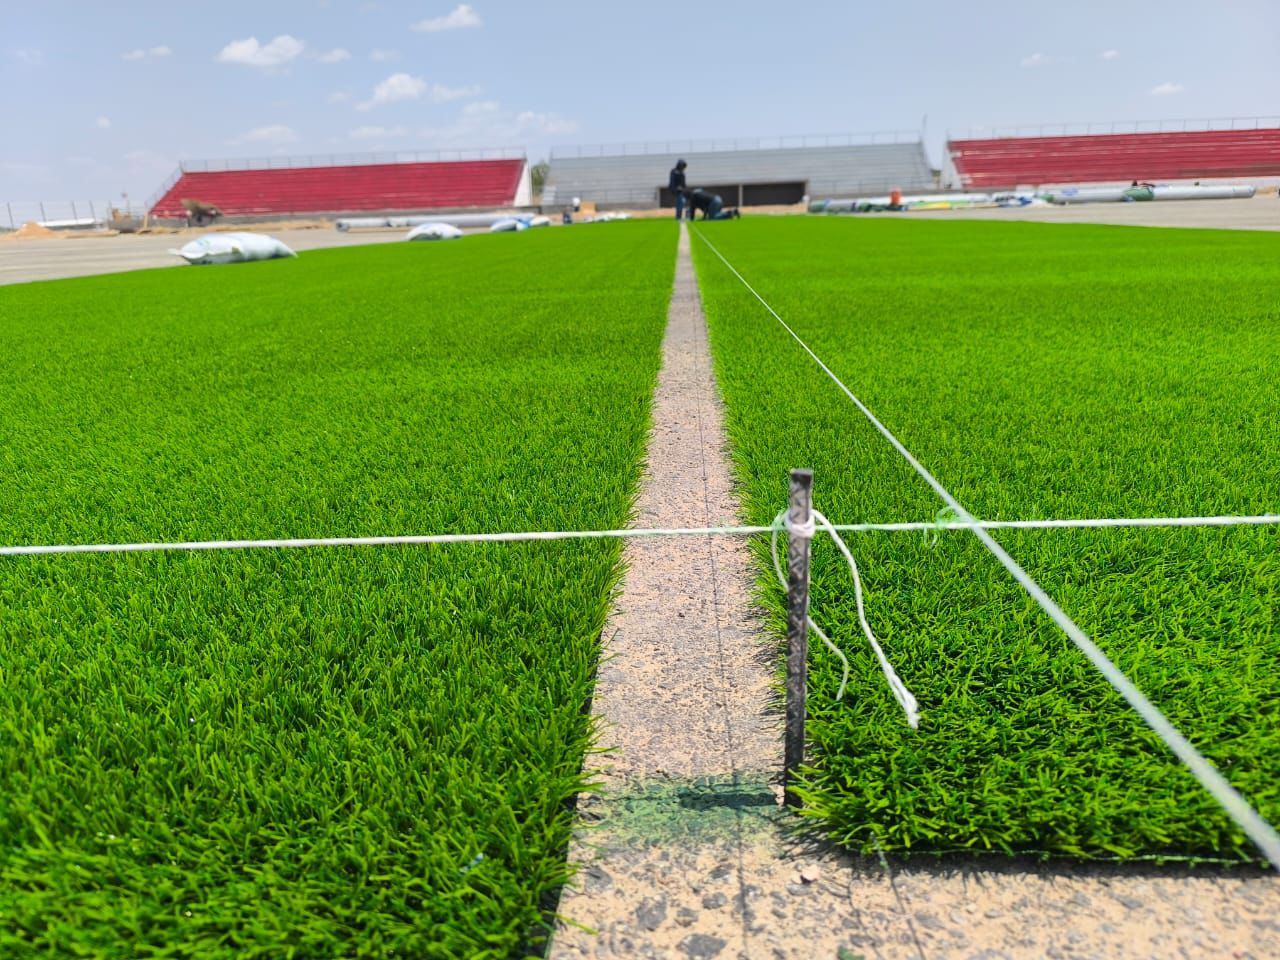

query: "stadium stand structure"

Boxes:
[148, 151, 531, 220]
[543, 134, 934, 208]
[946, 118, 1280, 189]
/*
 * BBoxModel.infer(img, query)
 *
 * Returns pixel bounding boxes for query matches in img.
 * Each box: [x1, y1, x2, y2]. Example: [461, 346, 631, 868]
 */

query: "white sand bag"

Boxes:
[489, 218, 528, 233]
[171, 233, 297, 265]
[405, 222, 463, 241]
[525, 215, 551, 228]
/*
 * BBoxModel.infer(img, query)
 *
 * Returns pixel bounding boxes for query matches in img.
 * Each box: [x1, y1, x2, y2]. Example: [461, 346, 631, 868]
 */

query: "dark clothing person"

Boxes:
[686, 187, 739, 221]
[669, 159, 688, 220]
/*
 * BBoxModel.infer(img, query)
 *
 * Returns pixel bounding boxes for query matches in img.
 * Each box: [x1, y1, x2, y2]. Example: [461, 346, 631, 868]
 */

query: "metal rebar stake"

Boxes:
[784, 468, 813, 807]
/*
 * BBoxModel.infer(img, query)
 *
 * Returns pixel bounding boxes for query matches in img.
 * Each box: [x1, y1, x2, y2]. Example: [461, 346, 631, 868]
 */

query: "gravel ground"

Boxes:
[546, 223, 1280, 960]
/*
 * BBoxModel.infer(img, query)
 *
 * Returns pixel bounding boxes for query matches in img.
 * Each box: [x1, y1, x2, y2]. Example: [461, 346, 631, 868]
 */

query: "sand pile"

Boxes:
[2, 221, 60, 240]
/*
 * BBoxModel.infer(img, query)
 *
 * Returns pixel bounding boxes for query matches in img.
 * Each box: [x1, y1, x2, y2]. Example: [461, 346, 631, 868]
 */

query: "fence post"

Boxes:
[784, 468, 814, 807]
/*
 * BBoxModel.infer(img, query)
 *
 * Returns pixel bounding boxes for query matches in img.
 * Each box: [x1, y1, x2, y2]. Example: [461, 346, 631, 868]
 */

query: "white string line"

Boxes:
[692, 226, 1280, 871]
[1, 513, 1279, 558]
[842, 513, 1280, 533]
[0, 526, 773, 557]
[770, 509, 920, 727]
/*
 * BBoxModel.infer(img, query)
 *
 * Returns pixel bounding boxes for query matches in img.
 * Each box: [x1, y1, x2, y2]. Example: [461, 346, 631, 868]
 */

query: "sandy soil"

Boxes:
[6, 196, 1275, 288]
[546, 223, 1280, 960]
[0, 227, 407, 286]
[574, 195, 1280, 230]
[877, 195, 1280, 232]
[1, 221, 60, 239]
[125, 218, 335, 235]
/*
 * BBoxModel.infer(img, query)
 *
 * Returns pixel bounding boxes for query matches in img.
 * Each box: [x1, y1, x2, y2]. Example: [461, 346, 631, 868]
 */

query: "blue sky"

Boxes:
[3, 0, 1278, 205]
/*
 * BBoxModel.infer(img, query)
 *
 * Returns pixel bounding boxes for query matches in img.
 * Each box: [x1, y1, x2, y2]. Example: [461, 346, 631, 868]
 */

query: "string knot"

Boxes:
[770, 508, 920, 728]
[786, 511, 816, 541]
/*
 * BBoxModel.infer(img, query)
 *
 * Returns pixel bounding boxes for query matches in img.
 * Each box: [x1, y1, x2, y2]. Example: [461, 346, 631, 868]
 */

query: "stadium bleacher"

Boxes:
[148, 156, 528, 219]
[948, 126, 1280, 188]
[544, 136, 934, 208]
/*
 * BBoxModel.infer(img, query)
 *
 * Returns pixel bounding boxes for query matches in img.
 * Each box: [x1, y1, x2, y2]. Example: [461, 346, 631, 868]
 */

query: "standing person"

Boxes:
[668, 159, 688, 220]
[686, 187, 740, 221]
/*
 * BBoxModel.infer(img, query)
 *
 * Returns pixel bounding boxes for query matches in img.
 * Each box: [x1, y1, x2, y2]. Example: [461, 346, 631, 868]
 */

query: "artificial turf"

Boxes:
[0, 222, 676, 957]
[690, 216, 1280, 863]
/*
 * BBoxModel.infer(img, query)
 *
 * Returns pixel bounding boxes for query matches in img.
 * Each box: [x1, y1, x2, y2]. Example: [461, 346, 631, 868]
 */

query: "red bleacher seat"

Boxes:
[949, 128, 1280, 188]
[149, 159, 525, 219]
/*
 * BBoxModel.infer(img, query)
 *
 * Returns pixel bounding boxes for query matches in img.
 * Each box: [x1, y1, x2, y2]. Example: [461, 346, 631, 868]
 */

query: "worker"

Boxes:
[686, 187, 740, 221]
[180, 198, 222, 227]
[668, 159, 688, 220]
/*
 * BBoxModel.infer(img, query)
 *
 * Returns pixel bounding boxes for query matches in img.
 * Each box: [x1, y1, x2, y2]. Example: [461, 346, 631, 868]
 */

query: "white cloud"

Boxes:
[419, 100, 577, 145]
[228, 124, 299, 145]
[514, 110, 577, 136]
[317, 47, 351, 63]
[1020, 52, 1049, 67]
[370, 48, 399, 62]
[1151, 81, 1185, 96]
[328, 91, 354, 104]
[216, 35, 305, 68]
[362, 83, 481, 109]
[358, 72, 426, 110]
[13, 48, 43, 65]
[430, 83, 481, 103]
[412, 4, 482, 32]
[349, 125, 408, 139]
[123, 45, 172, 62]
[1100, 49, 1120, 60]
[95, 116, 111, 130]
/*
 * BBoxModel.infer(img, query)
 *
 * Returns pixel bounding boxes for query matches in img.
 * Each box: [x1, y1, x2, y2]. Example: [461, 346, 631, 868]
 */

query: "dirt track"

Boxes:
[881, 195, 1280, 231]
[0, 227, 405, 286]
[4, 196, 1277, 288]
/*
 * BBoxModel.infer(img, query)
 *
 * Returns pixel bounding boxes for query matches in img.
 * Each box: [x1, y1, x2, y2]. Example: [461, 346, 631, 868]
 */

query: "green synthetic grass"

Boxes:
[0, 222, 676, 957]
[691, 217, 1280, 863]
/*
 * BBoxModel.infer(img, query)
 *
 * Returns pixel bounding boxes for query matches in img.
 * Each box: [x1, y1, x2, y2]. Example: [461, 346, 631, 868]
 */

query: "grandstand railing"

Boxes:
[550, 131, 922, 159]
[948, 115, 1280, 141]
[144, 168, 183, 213]
[3, 200, 115, 229]
[181, 147, 526, 173]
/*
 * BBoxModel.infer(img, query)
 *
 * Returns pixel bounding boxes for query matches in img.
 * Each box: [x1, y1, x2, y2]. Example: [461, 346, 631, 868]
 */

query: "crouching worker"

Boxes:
[180, 198, 222, 227]
[687, 187, 740, 221]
